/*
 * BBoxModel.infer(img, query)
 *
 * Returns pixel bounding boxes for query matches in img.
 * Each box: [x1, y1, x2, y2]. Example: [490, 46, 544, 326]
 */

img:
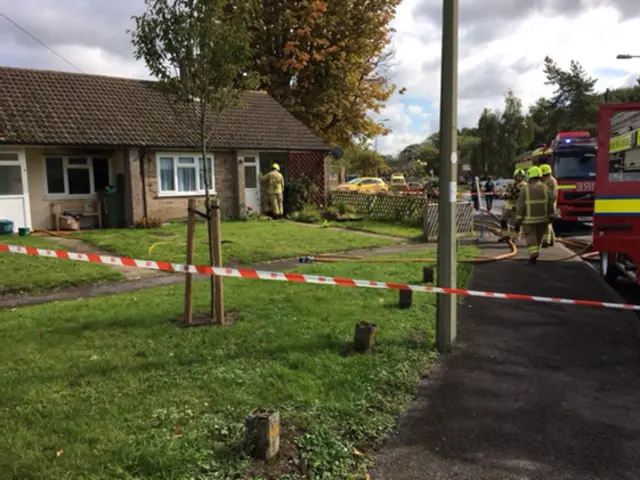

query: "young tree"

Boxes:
[131, 0, 258, 321]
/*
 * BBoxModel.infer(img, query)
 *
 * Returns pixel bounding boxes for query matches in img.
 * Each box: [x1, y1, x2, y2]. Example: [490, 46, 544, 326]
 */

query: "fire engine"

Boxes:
[516, 131, 597, 223]
[593, 103, 640, 285]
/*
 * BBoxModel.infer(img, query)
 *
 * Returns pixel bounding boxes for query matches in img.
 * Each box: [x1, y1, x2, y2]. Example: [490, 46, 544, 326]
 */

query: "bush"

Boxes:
[335, 201, 355, 215]
[134, 216, 163, 229]
[285, 174, 320, 213]
[323, 206, 340, 221]
[290, 204, 321, 224]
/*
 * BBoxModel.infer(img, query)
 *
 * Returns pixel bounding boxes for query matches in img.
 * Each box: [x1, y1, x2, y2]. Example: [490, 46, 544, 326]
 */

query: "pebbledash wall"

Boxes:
[22, 146, 327, 229]
[127, 148, 328, 224]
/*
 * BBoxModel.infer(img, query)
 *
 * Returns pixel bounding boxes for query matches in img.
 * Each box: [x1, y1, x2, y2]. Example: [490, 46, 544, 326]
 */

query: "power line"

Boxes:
[0, 12, 84, 73]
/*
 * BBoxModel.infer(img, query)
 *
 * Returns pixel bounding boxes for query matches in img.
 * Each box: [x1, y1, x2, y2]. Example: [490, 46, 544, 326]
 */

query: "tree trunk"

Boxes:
[200, 101, 216, 321]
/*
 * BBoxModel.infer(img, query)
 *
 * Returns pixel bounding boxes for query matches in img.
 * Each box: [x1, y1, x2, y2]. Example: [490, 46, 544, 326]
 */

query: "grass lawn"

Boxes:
[76, 220, 397, 266]
[338, 220, 423, 240]
[0, 247, 477, 480]
[0, 235, 122, 295]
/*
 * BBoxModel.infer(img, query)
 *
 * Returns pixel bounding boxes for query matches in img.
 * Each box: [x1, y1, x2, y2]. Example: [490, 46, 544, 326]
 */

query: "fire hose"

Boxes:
[300, 210, 597, 265]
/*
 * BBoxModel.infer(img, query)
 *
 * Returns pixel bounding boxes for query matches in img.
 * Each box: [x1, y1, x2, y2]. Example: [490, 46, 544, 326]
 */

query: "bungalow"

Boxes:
[0, 66, 330, 231]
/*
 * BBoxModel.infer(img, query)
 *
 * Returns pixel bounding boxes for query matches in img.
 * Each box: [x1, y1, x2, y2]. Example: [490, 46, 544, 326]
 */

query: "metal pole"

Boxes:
[436, 0, 459, 351]
[475, 176, 484, 241]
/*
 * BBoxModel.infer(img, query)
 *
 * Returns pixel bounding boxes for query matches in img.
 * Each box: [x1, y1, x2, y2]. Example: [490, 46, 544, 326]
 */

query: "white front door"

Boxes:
[0, 150, 31, 232]
[241, 153, 261, 213]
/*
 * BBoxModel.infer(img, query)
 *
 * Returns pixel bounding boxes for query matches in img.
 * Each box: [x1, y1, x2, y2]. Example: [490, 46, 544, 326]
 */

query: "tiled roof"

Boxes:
[0, 66, 330, 151]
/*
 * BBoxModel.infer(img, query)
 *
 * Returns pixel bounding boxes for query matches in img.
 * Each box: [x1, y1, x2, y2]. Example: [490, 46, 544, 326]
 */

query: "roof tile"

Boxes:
[0, 66, 329, 151]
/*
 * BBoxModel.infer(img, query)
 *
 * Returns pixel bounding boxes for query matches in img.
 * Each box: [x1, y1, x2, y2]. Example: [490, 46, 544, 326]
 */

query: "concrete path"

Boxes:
[42, 235, 167, 281]
[372, 244, 640, 480]
[0, 241, 435, 309]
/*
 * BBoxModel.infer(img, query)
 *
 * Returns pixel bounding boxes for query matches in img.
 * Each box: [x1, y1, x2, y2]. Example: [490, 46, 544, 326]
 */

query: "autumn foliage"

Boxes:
[250, 0, 403, 147]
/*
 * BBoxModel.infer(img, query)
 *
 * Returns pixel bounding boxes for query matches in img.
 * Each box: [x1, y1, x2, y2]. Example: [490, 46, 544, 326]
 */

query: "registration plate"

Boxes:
[578, 216, 592, 222]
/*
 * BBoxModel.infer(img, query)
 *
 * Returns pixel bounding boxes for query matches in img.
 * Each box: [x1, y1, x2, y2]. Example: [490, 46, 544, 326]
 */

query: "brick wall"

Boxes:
[142, 150, 238, 221]
[288, 151, 328, 204]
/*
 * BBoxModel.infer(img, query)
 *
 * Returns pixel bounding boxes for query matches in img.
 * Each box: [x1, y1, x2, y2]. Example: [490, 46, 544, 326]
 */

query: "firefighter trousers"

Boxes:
[523, 223, 548, 259]
[268, 193, 283, 216]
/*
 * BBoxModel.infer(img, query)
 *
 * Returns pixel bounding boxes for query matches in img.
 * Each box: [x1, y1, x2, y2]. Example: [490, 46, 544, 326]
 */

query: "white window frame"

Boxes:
[43, 156, 112, 199]
[156, 152, 216, 197]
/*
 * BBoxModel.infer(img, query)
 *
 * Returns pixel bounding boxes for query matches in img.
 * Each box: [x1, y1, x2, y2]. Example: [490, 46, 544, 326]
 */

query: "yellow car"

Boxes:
[335, 177, 389, 194]
[390, 173, 406, 187]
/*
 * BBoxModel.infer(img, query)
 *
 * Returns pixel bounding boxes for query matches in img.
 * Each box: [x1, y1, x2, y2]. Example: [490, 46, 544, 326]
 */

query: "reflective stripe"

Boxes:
[523, 184, 549, 224]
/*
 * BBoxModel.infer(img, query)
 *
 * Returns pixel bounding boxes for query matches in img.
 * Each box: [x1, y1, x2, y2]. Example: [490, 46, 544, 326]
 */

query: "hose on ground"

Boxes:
[302, 224, 517, 264]
[476, 208, 597, 262]
[302, 213, 597, 265]
[32, 227, 74, 239]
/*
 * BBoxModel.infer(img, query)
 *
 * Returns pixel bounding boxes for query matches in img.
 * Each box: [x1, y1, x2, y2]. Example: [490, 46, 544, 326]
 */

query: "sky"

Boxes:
[1, 0, 639, 155]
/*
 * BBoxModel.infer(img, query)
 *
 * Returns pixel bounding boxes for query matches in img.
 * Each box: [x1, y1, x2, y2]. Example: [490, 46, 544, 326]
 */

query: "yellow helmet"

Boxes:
[272, 163, 280, 171]
[540, 163, 552, 175]
[513, 168, 525, 179]
[527, 166, 542, 178]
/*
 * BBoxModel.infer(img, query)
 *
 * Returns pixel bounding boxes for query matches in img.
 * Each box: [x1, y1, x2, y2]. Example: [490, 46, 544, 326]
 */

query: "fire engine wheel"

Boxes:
[600, 252, 621, 283]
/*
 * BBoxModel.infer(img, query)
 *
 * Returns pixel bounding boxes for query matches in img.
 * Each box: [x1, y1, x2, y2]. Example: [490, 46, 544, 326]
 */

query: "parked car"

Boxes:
[403, 181, 424, 194]
[335, 177, 389, 194]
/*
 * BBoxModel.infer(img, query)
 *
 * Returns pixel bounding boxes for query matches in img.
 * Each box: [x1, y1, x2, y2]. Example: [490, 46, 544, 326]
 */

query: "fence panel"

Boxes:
[422, 201, 474, 241]
[329, 192, 431, 225]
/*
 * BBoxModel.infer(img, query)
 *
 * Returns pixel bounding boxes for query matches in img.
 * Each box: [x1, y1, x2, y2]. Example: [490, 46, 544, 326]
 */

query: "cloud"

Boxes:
[1, 0, 639, 156]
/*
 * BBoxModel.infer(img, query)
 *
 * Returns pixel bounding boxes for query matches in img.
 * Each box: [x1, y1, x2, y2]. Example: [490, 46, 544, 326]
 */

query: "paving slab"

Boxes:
[372, 247, 640, 480]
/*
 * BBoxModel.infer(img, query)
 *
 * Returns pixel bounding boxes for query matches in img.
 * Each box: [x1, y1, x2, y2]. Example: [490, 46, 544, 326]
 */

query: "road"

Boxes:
[477, 203, 640, 317]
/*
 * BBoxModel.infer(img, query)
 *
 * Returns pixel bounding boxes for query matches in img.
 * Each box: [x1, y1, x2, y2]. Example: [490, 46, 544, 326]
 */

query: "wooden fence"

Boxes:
[329, 192, 432, 226]
[422, 201, 475, 241]
[329, 192, 474, 240]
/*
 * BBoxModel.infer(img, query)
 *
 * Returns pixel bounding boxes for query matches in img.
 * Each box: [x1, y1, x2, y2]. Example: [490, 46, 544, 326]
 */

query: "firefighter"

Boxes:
[514, 166, 555, 264]
[540, 163, 557, 247]
[500, 168, 526, 239]
[265, 163, 285, 219]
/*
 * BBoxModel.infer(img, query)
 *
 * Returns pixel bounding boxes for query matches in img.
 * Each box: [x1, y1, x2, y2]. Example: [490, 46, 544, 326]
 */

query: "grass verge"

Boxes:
[337, 220, 423, 240]
[0, 247, 477, 479]
[76, 220, 396, 266]
[0, 235, 122, 295]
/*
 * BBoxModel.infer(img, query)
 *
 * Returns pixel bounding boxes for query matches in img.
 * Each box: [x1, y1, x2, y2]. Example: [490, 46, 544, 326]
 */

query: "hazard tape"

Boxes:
[1, 243, 639, 311]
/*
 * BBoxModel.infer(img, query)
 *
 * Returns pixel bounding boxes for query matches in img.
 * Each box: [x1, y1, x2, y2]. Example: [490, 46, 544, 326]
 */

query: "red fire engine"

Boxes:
[517, 131, 597, 223]
[593, 103, 640, 285]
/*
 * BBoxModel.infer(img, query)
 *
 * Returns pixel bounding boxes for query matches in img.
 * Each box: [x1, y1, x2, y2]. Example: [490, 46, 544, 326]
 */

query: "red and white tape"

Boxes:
[1, 243, 639, 311]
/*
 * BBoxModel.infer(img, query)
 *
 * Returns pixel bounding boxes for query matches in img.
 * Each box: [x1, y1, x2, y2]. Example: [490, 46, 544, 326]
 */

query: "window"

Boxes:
[157, 154, 215, 195]
[0, 166, 22, 195]
[609, 148, 640, 182]
[44, 156, 110, 196]
[553, 153, 596, 180]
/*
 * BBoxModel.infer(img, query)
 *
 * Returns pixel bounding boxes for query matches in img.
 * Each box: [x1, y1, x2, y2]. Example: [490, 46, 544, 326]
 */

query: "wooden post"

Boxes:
[354, 322, 377, 352]
[210, 197, 224, 324]
[423, 266, 434, 283]
[245, 409, 280, 460]
[184, 199, 196, 325]
[399, 289, 413, 308]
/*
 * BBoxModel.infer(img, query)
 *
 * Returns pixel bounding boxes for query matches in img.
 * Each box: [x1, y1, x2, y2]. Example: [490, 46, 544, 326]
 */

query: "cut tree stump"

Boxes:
[354, 322, 377, 352]
[423, 266, 434, 283]
[245, 409, 280, 460]
[399, 289, 413, 308]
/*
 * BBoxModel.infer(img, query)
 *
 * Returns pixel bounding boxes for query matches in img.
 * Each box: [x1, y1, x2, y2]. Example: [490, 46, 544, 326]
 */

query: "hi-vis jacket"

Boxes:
[542, 175, 558, 207]
[504, 180, 526, 210]
[265, 170, 284, 194]
[515, 181, 555, 225]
